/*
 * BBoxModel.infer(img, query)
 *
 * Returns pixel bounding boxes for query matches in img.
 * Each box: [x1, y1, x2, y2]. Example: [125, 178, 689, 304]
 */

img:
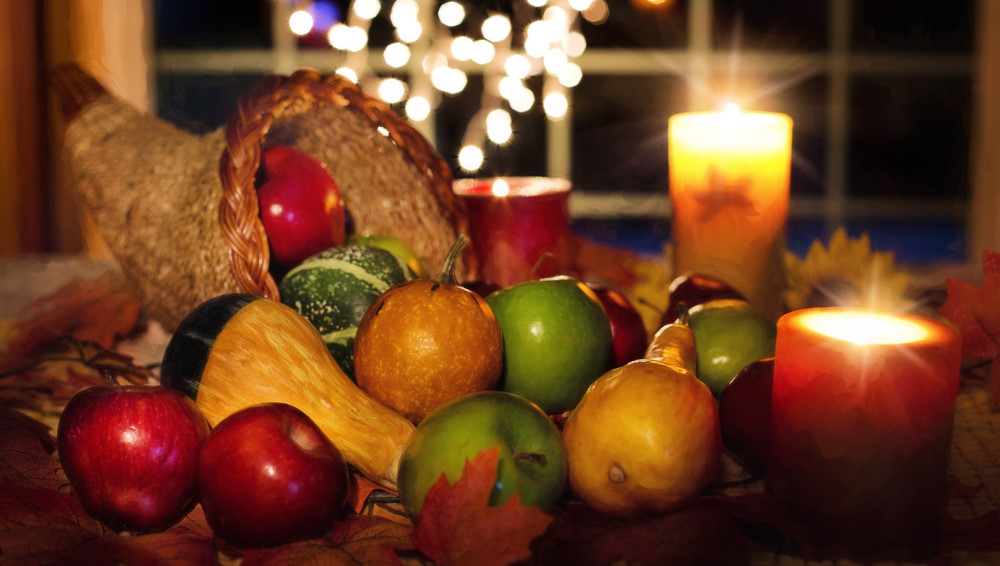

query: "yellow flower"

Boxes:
[783, 228, 912, 313]
[624, 244, 673, 337]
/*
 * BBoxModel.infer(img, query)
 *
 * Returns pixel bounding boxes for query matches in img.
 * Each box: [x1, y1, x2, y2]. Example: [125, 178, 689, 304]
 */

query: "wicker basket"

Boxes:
[51, 64, 469, 330]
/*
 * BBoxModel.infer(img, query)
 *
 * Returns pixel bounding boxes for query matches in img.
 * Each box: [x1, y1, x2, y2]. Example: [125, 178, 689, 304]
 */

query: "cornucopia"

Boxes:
[50, 63, 470, 331]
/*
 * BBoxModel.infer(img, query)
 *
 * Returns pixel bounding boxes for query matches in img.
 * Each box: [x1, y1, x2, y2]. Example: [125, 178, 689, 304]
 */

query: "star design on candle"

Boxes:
[689, 166, 757, 223]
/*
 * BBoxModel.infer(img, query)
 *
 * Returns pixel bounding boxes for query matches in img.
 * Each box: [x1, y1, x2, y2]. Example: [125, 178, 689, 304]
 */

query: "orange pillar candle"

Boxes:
[768, 308, 962, 559]
[668, 107, 792, 319]
[453, 177, 573, 288]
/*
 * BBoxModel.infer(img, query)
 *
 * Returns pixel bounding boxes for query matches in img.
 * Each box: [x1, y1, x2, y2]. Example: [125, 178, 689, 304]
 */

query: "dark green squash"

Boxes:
[278, 245, 415, 379]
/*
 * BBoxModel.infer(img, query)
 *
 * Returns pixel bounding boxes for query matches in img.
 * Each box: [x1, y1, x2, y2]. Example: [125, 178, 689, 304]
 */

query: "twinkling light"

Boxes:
[558, 62, 583, 87]
[543, 91, 568, 119]
[396, 20, 422, 43]
[563, 31, 586, 57]
[450, 36, 474, 61]
[297, 1, 605, 172]
[509, 88, 535, 113]
[486, 109, 513, 144]
[353, 0, 381, 20]
[438, 1, 465, 27]
[505, 54, 531, 80]
[582, 0, 609, 23]
[335, 67, 358, 83]
[289, 10, 314, 36]
[378, 78, 407, 103]
[406, 96, 431, 121]
[389, 0, 418, 27]
[344, 26, 369, 52]
[431, 66, 467, 94]
[471, 39, 496, 65]
[458, 145, 485, 171]
[327, 23, 350, 49]
[543, 48, 568, 75]
[383, 42, 410, 67]
[498, 76, 525, 101]
[481, 14, 512, 42]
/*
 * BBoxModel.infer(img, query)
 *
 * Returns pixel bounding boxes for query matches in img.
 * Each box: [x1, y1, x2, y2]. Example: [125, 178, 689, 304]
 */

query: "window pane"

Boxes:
[155, 0, 272, 49]
[713, 0, 828, 52]
[156, 72, 267, 133]
[581, 0, 688, 49]
[436, 76, 548, 179]
[783, 76, 828, 198]
[848, 77, 971, 199]
[852, 0, 975, 53]
[572, 74, 685, 194]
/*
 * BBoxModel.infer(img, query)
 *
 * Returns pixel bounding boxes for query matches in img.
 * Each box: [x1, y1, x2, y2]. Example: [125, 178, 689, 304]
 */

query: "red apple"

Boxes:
[660, 272, 746, 327]
[718, 357, 774, 475]
[57, 385, 210, 533]
[589, 284, 648, 367]
[257, 146, 346, 269]
[197, 403, 350, 547]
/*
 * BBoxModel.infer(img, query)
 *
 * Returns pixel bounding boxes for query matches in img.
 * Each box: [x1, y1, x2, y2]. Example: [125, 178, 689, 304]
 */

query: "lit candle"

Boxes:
[768, 307, 962, 559]
[668, 106, 792, 319]
[453, 177, 573, 288]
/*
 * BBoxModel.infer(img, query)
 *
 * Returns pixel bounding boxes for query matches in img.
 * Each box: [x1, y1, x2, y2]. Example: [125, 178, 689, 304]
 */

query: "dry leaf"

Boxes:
[10, 273, 143, 356]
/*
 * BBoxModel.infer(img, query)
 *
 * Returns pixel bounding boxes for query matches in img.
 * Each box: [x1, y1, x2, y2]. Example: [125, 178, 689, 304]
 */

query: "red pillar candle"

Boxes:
[768, 307, 962, 559]
[453, 177, 573, 288]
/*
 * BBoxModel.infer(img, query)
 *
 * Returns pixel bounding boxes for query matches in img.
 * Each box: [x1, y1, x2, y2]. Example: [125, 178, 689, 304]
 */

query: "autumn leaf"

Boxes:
[941, 250, 1000, 407]
[9, 272, 143, 356]
[409, 447, 553, 566]
[941, 249, 1000, 359]
[0, 407, 108, 561]
[0, 337, 153, 420]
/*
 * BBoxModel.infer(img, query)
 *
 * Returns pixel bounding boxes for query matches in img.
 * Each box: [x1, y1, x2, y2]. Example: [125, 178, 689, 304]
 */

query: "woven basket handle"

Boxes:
[218, 69, 459, 299]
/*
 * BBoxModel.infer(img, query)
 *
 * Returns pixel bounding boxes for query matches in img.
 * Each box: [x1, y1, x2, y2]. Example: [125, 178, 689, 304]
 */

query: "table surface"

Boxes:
[1, 253, 998, 565]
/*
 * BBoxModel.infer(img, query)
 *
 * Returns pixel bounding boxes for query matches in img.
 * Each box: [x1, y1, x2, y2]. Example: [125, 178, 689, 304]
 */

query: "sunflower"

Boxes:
[783, 228, 912, 313]
[623, 243, 673, 337]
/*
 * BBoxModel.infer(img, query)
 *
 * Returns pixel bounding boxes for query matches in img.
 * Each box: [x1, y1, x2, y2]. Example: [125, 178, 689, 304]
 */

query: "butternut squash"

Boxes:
[160, 294, 415, 490]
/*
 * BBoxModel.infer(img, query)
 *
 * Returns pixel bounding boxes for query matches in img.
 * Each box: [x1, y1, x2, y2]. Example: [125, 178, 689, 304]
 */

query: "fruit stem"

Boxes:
[675, 303, 690, 326]
[436, 234, 469, 286]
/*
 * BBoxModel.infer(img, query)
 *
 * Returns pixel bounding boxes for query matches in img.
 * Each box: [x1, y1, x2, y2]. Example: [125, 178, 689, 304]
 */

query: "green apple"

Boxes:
[397, 391, 568, 519]
[350, 234, 427, 278]
[688, 299, 777, 396]
[485, 276, 612, 413]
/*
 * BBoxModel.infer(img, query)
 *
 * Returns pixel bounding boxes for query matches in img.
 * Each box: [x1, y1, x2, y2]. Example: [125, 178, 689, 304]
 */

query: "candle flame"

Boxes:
[724, 102, 740, 116]
[491, 179, 510, 197]
[800, 310, 928, 345]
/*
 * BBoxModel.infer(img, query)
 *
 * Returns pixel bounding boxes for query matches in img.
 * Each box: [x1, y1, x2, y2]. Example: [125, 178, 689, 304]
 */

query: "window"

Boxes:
[154, 0, 979, 264]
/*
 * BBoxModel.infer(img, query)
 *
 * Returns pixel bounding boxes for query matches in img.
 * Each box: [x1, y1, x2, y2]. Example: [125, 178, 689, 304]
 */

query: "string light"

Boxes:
[292, 0, 605, 172]
[289, 10, 315, 35]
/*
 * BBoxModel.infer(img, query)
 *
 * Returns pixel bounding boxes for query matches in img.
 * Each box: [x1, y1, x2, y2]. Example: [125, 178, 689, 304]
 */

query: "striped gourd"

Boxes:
[279, 244, 416, 379]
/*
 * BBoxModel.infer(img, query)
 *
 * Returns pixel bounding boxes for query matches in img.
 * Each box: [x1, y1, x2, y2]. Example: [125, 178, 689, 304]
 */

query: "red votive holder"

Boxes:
[453, 177, 573, 288]
[767, 307, 962, 560]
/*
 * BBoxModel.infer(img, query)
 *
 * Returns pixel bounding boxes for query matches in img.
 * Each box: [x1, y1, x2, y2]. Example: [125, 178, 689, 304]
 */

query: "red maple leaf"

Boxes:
[941, 250, 1000, 407]
[942, 250, 1000, 358]
[409, 447, 554, 566]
